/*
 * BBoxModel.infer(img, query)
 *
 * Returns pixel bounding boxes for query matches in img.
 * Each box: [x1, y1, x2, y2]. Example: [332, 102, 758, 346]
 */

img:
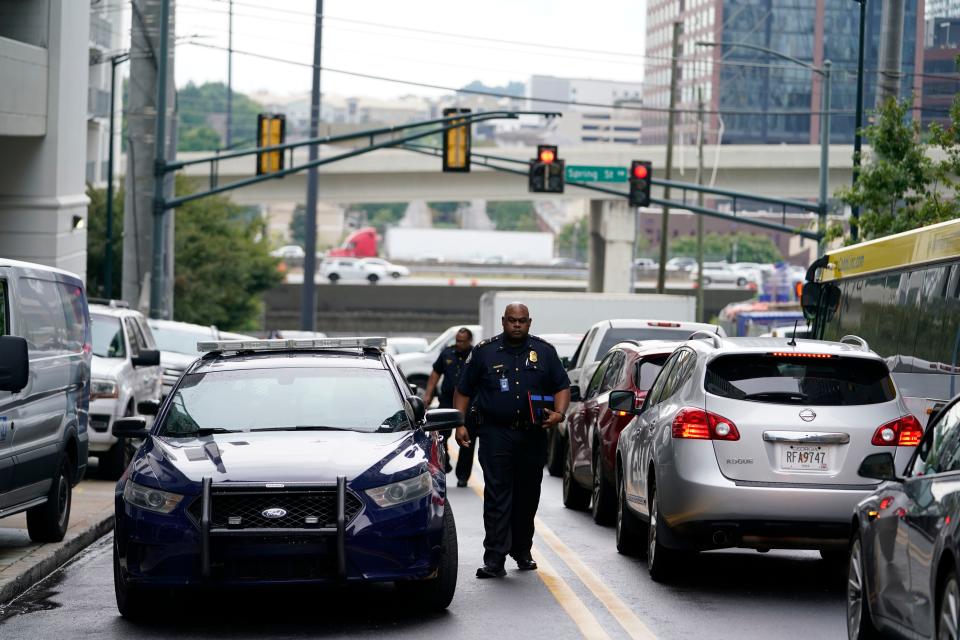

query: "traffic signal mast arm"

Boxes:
[161, 110, 561, 209]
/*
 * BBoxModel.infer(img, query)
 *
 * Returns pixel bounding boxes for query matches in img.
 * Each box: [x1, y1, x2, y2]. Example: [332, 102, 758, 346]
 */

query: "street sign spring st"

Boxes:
[565, 165, 628, 183]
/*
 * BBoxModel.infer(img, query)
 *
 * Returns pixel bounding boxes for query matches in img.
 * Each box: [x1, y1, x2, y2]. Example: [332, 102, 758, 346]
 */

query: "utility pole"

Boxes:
[696, 88, 705, 323]
[105, 52, 129, 299]
[850, 0, 867, 241]
[656, 21, 682, 294]
[124, 0, 175, 316]
[149, 0, 172, 318]
[226, 0, 233, 148]
[301, 0, 323, 331]
[876, 0, 905, 107]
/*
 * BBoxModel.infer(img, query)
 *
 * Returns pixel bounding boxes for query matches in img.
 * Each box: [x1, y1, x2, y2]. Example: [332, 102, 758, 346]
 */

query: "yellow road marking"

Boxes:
[450, 446, 612, 640]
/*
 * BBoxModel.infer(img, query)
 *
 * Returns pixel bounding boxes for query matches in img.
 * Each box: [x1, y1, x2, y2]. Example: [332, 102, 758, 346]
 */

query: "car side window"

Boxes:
[124, 318, 144, 357]
[137, 317, 157, 350]
[0, 279, 7, 336]
[662, 349, 697, 402]
[911, 402, 960, 476]
[600, 351, 624, 393]
[576, 327, 598, 368]
[585, 354, 611, 399]
[645, 351, 682, 408]
[18, 277, 69, 355]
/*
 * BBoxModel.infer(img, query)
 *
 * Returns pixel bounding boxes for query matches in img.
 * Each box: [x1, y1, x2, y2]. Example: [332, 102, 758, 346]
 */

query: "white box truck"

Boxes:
[478, 290, 696, 340]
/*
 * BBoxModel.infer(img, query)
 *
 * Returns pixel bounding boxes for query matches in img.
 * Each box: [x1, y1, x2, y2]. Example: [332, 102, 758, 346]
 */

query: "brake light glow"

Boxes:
[769, 352, 834, 359]
[871, 415, 923, 447]
[648, 321, 681, 327]
[672, 408, 740, 441]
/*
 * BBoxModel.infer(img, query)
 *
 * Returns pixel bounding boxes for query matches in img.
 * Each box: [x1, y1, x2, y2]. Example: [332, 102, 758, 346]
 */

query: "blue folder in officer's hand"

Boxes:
[528, 392, 555, 425]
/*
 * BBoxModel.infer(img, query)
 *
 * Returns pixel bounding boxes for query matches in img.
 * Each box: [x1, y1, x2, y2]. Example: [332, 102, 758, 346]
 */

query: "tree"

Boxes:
[176, 81, 265, 151]
[85, 178, 282, 330]
[670, 232, 782, 263]
[487, 201, 540, 231]
[430, 201, 467, 228]
[835, 88, 960, 243]
[557, 217, 588, 261]
[178, 125, 223, 152]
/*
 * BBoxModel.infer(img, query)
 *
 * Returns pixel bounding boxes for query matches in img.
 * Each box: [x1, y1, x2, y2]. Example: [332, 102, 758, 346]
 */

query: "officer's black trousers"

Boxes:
[476, 425, 547, 567]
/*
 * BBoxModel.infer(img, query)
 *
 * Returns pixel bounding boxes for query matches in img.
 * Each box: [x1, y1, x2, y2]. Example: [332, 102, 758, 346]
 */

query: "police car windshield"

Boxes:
[158, 367, 411, 436]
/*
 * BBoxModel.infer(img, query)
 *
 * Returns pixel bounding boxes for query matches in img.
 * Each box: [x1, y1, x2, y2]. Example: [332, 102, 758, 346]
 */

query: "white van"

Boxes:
[0, 259, 91, 542]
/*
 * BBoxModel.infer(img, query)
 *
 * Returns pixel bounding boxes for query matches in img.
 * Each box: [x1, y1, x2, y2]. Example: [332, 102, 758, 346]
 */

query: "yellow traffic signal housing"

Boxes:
[442, 107, 471, 172]
[256, 113, 286, 175]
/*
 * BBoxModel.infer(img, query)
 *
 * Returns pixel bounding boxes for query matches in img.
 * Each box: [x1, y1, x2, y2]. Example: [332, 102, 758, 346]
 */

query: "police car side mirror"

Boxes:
[423, 409, 463, 432]
[407, 395, 426, 422]
[137, 399, 160, 416]
[113, 417, 149, 439]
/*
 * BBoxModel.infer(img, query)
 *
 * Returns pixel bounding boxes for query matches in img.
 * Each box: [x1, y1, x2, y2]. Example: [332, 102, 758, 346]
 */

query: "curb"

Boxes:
[0, 514, 115, 606]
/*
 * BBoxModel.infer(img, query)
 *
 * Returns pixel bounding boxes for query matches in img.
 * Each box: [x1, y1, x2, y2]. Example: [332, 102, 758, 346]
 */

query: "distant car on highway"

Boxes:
[269, 245, 305, 260]
[633, 258, 658, 270]
[848, 393, 960, 640]
[320, 257, 389, 284]
[361, 257, 410, 279]
[111, 337, 461, 619]
[614, 335, 920, 582]
[550, 257, 586, 269]
[665, 257, 697, 272]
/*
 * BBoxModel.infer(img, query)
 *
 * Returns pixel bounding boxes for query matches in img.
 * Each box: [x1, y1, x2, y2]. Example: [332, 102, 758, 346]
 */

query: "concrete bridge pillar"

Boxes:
[588, 199, 635, 293]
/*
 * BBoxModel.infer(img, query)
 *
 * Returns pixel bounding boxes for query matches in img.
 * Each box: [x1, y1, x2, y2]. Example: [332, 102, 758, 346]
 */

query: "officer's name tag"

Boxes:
[499, 378, 509, 392]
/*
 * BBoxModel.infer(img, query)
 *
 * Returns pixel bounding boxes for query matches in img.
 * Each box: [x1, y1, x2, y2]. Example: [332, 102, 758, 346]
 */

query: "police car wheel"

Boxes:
[397, 503, 458, 610]
[114, 537, 149, 621]
[26, 458, 72, 543]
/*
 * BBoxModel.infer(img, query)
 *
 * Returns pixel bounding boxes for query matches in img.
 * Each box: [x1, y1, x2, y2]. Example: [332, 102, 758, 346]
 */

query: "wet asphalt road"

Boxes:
[0, 467, 847, 639]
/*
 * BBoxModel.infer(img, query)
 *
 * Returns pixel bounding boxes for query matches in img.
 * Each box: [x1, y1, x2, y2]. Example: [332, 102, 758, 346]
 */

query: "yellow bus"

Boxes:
[803, 218, 960, 425]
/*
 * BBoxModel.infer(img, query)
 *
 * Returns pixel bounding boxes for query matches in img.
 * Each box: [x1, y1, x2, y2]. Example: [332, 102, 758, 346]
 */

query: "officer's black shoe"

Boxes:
[515, 557, 538, 571]
[476, 564, 506, 579]
[457, 479, 468, 488]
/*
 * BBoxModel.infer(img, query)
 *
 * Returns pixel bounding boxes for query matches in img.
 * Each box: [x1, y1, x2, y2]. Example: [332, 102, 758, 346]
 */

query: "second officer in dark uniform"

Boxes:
[454, 303, 570, 579]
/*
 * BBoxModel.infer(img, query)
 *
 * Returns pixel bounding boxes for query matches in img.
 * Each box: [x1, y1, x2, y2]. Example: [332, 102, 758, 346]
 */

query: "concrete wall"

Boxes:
[0, 36, 47, 136]
[0, 0, 90, 278]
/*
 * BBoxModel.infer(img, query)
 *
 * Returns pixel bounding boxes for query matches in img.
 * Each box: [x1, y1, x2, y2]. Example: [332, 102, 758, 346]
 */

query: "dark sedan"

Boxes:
[849, 394, 960, 639]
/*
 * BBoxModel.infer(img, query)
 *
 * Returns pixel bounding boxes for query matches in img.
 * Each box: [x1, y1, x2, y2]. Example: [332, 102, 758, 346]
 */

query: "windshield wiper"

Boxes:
[249, 425, 344, 432]
[742, 391, 809, 402]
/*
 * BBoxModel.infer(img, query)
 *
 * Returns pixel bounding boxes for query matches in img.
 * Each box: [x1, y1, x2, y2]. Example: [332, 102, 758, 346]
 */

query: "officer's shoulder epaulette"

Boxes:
[528, 334, 558, 351]
[475, 336, 497, 349]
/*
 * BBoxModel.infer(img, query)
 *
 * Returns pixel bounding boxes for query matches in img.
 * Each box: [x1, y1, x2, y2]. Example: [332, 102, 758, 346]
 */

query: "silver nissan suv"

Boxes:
[613, 335, 920, 582]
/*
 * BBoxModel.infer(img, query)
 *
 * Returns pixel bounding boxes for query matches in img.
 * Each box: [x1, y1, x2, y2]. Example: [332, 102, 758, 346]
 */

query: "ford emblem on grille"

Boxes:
[261, 507, 287, 519]
[799, 409, 817, 422]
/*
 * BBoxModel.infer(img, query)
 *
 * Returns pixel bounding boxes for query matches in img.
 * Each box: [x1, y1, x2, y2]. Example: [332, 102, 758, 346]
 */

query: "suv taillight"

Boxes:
[672, 408, 740, 441]
[871, 415, 923, 447]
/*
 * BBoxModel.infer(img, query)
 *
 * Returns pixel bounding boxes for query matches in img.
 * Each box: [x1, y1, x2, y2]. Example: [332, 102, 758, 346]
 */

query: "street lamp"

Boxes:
[696, 40, 832, 255]
[851, 0, 867, 241]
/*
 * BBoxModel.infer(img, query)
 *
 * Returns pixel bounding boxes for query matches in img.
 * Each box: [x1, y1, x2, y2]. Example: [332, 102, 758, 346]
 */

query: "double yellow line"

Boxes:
[451, 448, 657, 640]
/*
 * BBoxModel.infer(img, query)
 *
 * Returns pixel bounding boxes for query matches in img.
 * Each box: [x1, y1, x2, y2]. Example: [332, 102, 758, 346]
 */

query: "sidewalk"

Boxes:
[0, 479, 115, 605]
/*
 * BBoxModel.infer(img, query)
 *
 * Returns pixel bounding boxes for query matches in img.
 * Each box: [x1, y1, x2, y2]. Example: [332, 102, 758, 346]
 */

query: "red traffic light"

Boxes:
[539, 148, 556, 164]
[632, 164, 649, 179]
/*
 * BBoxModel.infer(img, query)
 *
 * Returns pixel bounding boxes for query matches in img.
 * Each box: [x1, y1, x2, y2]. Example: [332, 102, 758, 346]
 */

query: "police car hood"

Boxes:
[139, 430, 426, 486]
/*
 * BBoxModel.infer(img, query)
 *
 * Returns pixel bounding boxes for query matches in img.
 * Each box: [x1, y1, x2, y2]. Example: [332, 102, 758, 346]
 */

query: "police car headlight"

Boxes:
[365, 472, 432, 508]
[123, 480, 184, 514]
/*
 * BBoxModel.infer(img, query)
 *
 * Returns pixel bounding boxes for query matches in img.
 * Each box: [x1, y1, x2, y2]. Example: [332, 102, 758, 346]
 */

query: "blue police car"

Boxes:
[111, 337, 461, 619]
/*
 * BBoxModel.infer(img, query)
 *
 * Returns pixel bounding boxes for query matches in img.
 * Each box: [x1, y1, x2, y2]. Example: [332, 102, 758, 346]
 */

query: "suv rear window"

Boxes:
[705, 354, 896, 406]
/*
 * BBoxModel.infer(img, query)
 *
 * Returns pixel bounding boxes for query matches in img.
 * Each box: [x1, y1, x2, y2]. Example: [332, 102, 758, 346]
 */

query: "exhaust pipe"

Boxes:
[712, 530, 729, 546]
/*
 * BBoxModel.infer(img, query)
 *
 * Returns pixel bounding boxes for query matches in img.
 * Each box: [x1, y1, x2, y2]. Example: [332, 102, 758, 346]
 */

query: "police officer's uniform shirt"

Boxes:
[431, 345, 470, 405]
[457, 334, 570, 424]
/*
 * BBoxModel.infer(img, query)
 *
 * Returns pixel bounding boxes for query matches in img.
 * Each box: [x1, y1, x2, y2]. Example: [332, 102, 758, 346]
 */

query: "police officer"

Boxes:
[422, 327, 476, 487]
[454, 303, 570, 579]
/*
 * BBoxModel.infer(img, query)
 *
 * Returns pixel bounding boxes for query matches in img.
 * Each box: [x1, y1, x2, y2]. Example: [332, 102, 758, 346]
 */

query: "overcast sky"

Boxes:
[171, 0, 647, 98]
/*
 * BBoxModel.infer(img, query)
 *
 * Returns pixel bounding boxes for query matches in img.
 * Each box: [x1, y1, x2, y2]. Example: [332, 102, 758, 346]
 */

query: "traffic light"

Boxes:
[256, 113, 286, 175]
[629, 160, 652, 207]
[442, 107, 471, 172]
[529, 145, 564, 193]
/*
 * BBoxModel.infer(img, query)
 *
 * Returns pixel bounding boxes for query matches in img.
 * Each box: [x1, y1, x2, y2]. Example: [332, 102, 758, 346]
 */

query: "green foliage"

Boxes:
[351, 202, 407, 235]
[173, 176, 282, 330]
[557, 217, 588, 261]
[176, 81, 264, 151]
[487, 201, 540, 231]
[85, 184, 124, 299]
[430, 201, 467, 228]
[289, 205, 307, 247]
[834, 94, 960, 243]
[670, 233, 782, 263]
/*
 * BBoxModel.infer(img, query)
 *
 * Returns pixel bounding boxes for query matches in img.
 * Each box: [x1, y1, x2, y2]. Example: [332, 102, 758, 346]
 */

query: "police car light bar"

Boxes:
[197, 337, 388, 353]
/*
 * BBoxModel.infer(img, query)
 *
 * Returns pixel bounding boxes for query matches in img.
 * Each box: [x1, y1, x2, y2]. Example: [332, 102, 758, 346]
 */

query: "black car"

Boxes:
[848, 394, 960, 639]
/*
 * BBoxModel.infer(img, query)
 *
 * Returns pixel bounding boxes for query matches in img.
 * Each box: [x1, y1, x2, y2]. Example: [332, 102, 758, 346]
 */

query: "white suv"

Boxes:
[89, 303, 162, 478]
[320, 258, 389, 284]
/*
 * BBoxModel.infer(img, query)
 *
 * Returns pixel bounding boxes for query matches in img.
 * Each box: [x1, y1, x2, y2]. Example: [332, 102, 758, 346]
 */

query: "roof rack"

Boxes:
[88, 297, 130, 309]
[839, 335, 870, 351]
[688, 331, 722, 348]
[197, 337, 387, 354]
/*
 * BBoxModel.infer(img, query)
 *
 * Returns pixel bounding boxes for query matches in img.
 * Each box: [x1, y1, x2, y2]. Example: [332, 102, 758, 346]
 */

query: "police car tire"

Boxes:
[114, 537, 149, 621]
[398, 503, 458, 610]
[26, 458, 72, 543]
[545, 430, 564, 477]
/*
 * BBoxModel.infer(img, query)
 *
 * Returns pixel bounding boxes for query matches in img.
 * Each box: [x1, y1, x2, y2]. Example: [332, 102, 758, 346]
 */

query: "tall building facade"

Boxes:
[0, 0, 91, 276]
[644, 0, 926, 145]
[528, 75, 643, 145]
[927, 0, 960, 17]
[921, 16, 960, 130]
[87, 2, 125, 187]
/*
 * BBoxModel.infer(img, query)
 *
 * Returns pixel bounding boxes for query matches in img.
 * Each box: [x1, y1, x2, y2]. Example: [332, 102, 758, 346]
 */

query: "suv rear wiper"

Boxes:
[249, 425, 344, 432]
[742, 391, 809, 402]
